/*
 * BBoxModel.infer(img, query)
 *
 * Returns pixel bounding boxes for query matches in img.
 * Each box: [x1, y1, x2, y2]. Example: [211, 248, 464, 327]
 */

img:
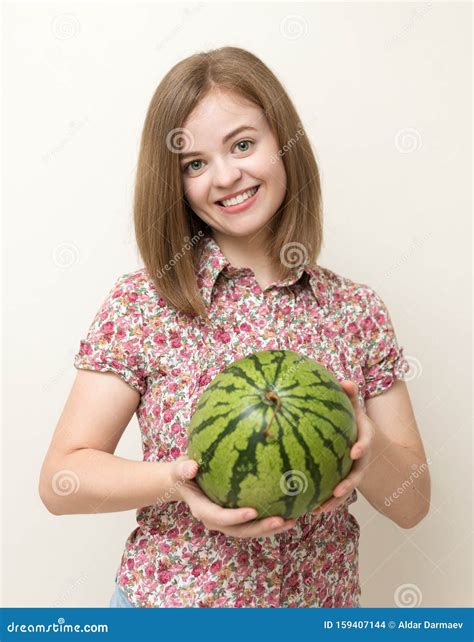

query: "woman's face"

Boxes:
[179, 89, 287, 241]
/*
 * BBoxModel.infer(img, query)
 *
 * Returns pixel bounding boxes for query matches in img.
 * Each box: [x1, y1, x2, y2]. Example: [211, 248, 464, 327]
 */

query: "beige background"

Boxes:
[2, 2, 472, 607]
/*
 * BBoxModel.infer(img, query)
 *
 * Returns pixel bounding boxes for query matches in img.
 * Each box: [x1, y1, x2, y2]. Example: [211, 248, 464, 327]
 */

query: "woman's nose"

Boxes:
[212, 158, 242, 188]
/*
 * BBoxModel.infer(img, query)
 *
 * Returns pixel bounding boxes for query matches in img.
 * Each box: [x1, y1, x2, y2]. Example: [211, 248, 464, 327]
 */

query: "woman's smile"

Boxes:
[214, 185, 261, 214]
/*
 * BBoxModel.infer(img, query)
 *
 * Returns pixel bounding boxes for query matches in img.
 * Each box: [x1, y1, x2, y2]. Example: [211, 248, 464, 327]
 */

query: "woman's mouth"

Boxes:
[215, 185, 261, 214]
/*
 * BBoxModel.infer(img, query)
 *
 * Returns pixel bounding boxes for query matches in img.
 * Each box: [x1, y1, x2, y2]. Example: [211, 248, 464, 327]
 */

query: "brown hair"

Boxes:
[133, 46, 323, 327]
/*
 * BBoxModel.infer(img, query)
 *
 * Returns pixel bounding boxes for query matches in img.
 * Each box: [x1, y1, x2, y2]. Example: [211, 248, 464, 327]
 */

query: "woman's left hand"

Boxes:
[313, 380, 375, 515]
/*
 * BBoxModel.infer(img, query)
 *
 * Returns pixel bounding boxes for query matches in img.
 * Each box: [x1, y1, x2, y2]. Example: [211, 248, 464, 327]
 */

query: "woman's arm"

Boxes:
[39, 448, 180, 515]
[38, 369, 181, 515]
[315, 379, 431, 529]
[357, 379, 431, 529]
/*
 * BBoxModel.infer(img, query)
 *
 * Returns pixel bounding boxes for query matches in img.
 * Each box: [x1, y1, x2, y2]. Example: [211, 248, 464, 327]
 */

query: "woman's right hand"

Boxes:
[170, 455, 297, 539]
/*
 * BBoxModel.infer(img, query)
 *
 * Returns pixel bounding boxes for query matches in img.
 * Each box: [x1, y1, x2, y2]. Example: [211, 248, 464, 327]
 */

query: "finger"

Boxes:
[226, 516, 297, 539]
[313, 494, 348, 514]
[200, 503, 260, 529]
[177, 459, 200, 480]
[333, 457, 364, 496]
[333, 468, 365, 498]
[333, 480, 354, 498]
[313, 502, 329, 514]
[313, 493, 339, 512]
[350, 443, 364, 459]
[350, 421, 374, 460]
[340, 380, 363, 416]
[350, 442, 367, 460]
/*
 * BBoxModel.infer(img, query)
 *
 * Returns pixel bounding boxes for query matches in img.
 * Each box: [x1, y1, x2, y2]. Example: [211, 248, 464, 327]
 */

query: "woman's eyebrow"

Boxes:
[179, 125, 258, 160]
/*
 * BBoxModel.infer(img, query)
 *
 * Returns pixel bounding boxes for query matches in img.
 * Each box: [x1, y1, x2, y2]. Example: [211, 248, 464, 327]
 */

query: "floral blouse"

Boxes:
[74, 233, 409, 608]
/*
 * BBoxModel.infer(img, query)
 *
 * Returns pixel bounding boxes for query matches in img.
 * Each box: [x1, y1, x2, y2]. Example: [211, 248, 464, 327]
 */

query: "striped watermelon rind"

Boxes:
[187, 350, 356, 520]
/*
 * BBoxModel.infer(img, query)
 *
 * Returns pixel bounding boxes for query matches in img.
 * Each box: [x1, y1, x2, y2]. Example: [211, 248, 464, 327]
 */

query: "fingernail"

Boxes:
[244, 510, 257, 520]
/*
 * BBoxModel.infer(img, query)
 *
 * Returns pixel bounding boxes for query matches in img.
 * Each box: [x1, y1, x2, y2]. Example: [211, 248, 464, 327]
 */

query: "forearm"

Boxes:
[40, 449, 179, 515]
[357, 424, 431, 529]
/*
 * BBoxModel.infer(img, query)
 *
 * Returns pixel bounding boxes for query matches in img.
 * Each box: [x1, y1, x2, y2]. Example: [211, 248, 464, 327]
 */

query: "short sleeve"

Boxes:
[360, 287, 410, 400]
[73, 273, 148, 395]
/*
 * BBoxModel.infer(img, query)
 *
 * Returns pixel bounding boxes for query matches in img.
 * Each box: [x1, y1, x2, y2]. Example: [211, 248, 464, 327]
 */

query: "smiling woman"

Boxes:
[39, 45, 430, 610]
[179, 87, 292, 279]
[133, 46, 323, 323]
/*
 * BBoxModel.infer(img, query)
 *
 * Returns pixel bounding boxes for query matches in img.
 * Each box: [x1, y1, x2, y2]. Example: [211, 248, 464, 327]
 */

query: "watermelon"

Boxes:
[187, 350, 357, 520]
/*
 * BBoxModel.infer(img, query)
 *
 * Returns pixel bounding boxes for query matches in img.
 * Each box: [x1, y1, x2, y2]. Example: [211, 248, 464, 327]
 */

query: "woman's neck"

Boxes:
[211, 229, 280, 290]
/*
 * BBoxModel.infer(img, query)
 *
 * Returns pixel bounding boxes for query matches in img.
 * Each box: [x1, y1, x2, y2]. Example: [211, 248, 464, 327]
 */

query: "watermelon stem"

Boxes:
[264, 390, 281, 438]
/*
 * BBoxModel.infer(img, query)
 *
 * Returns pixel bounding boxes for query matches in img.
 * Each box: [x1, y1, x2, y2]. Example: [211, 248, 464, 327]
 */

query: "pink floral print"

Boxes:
[74, 233, 409, 607]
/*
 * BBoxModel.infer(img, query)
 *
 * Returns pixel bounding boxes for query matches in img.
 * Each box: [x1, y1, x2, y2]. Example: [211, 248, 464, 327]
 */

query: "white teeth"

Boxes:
[220, 186, 258, 207]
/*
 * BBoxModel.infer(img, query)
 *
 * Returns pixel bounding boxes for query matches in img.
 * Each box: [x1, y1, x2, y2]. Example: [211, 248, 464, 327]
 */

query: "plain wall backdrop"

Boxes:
[2, 1, 472, 608]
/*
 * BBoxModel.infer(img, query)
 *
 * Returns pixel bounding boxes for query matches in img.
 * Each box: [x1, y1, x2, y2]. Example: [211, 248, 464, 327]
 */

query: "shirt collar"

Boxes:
[195, 233, 329, 308]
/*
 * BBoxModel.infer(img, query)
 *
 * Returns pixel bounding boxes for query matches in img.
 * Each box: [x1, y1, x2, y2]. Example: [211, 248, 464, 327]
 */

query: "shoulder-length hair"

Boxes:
[133, 46, 323, 327]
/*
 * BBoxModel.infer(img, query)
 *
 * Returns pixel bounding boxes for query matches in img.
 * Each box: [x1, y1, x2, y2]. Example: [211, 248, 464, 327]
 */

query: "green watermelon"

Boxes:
[187, 350, 356, 520]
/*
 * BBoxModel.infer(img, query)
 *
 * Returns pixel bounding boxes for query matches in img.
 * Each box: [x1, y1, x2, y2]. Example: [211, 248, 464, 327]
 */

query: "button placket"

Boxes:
[263, 287, 284, 351]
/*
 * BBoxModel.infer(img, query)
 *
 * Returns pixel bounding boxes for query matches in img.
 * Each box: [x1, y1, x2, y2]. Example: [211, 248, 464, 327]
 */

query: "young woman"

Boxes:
[39, 46, 430, 608]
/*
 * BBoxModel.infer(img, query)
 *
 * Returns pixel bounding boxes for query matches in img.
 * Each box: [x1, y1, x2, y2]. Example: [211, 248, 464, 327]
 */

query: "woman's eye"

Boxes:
[235, 139, 253, 152]
[185, 160, 203, 172]
[183, 139, 254, 173]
